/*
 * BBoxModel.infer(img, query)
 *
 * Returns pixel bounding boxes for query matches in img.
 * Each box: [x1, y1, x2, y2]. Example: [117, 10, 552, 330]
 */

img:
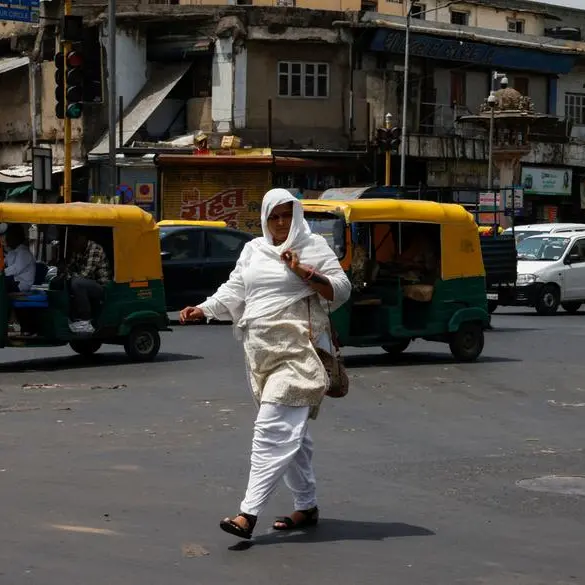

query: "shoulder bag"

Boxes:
[307, 297, 349, 398]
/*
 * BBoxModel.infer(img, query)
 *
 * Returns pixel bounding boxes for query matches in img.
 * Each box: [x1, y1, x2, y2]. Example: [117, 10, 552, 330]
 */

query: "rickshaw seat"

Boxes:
[9, 290, 49, 308]
[403, 284, 434, 303]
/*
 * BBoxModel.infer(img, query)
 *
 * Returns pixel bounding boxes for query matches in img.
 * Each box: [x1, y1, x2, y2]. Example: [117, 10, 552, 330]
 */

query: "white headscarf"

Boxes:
[199, 188, 352, 330]
[259, 188, 311, 252]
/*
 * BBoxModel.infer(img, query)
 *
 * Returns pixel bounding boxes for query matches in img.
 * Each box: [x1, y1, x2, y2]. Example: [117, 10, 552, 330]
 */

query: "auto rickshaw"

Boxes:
[157, 220, 227, 228]
[0, 202, 169, 361]
[302, 198, 490, 362]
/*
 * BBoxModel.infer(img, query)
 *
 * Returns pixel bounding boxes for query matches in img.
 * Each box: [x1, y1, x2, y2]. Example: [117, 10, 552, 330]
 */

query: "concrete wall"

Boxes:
[557, 67, 585, 140]
[245, 40, 349, 148]
[0, 67, 30, 142]
[112, 27, 148, 110]
[406, 0, 545, 35]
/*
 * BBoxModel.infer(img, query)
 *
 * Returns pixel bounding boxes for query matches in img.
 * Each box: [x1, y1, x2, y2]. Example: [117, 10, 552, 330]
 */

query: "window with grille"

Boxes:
[278, 62, 329, 99]
[507, 19, 525, 34]
[565, 93, 585, 125]
[451, 10, 469, 25]
[411, 4, 426, 19]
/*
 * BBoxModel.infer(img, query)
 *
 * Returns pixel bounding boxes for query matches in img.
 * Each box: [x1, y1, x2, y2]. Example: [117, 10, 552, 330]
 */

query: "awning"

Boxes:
[89, 62, 192, 156]
[4, 184, 32, 199]
[0, 161, 85, 184]
[0, 56, 29, 75]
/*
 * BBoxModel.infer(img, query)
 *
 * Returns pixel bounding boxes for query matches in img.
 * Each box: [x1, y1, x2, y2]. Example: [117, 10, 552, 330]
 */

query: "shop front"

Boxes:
[520, 166, 576, 223]
[156, 152, 274, 234]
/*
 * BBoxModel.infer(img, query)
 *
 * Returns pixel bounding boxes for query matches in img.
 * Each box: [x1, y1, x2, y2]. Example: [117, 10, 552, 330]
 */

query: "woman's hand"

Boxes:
[179, 306, 205, 324]
[281, 250, 303, 278]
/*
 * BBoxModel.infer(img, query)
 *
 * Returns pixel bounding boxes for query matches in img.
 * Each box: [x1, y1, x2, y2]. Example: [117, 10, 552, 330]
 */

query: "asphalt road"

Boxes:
[1, 309, 584, 585]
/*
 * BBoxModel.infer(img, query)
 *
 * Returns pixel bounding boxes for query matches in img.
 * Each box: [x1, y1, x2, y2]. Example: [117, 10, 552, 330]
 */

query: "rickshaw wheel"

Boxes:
[124, 326, 161, 362]
[449, 322, 484, 362]
[70, 340, 102, 357]
[382, 340, 410, 356]
[487, 300, 498, 314]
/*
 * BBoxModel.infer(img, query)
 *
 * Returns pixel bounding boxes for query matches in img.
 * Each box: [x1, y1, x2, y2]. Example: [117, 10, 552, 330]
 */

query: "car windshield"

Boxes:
[305, 214, 346, 259]
[517, 236, 571, 261]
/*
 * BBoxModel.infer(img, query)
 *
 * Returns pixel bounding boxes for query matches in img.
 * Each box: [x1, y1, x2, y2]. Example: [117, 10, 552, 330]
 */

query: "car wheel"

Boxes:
[561, 301, 582, 315]
[381, 340, 410, 356]
[487, 300, 498, 314]
[70, 340, 102, 357]
[124, 326, 161, 362]
[449, 322, 484, 362]
[535, 285, 560, 316]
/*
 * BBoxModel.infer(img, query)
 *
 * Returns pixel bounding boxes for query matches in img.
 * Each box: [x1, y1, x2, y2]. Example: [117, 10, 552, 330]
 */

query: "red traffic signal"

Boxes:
[65, 50, 84, 120]
[67, 51, 83, 68]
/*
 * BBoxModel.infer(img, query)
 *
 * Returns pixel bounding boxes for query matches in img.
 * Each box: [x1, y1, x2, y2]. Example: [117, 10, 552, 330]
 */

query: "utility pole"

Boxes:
[63, 0, 72, 203]
[108, 0, 117, 200]
[399, 4, 411, 190]
[385, 112, 392, 187]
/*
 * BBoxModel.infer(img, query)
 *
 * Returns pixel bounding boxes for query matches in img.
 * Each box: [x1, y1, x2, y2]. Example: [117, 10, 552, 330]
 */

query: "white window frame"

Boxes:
[507, 18, 525, 34]
[277, 61, 330, 99]
[565, 92, 585, 126]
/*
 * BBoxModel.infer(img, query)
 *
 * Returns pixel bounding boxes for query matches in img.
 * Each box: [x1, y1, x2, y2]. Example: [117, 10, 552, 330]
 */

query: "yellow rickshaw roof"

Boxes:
[301, 199, 476, 225]
[157, 220, 227, 228]
[0, 202, 157, 231]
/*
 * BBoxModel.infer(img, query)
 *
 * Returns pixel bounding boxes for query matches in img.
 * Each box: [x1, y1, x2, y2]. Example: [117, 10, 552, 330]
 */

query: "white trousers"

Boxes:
[239, 402, 317, 517]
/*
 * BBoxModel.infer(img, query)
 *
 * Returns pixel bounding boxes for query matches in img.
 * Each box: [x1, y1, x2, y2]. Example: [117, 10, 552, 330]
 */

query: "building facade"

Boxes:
[0, 0, 584, 222]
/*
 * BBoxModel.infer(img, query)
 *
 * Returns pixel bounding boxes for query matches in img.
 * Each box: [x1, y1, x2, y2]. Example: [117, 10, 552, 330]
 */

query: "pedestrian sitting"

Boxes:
[180, 188, 351, 539]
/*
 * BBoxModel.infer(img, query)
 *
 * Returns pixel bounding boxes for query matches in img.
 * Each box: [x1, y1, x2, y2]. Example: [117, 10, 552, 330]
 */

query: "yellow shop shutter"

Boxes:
[162, 167, 271, 235]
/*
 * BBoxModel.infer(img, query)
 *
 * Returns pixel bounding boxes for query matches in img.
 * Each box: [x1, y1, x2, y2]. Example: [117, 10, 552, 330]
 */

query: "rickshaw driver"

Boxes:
[63, 230, 112, 334]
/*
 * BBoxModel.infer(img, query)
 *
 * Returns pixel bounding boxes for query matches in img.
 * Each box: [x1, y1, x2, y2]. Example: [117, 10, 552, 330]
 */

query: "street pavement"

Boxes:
[1, 309, 584, 585]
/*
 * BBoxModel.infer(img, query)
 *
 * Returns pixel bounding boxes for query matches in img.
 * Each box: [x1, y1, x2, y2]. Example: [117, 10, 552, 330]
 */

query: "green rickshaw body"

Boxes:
[0, 202, 169, 362]
[302, 198, 490, 362]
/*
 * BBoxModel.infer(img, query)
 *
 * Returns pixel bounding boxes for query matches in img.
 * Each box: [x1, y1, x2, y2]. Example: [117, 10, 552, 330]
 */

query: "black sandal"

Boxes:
[273, 506, 319, 531]
[219, 513, 257, 540]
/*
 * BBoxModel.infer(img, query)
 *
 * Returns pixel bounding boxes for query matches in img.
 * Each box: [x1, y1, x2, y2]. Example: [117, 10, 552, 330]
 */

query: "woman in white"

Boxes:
[180, 188, 351, 539]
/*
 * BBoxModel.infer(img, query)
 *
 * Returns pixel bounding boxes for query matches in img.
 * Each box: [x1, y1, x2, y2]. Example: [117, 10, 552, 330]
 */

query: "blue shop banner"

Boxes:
[370, 29, 576, 74]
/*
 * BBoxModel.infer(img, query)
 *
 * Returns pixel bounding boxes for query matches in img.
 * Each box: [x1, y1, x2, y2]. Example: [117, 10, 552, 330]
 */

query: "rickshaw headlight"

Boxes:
[516, 274, 536, 285]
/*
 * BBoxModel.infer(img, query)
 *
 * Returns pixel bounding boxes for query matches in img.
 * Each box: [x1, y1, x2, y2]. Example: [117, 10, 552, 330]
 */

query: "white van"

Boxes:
[502, 223, 585, 244]
[513, 231, 585, 315]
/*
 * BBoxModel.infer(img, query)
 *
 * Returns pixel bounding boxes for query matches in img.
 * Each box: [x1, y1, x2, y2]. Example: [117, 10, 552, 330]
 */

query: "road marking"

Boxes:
[49, 524, 119, 536]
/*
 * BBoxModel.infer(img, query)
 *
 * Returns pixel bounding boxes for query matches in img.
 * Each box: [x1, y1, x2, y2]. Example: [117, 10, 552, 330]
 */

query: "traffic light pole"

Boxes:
[108, 0, 117, 201]
[63, 0, 72, 203]
[384, 113, 391, 187]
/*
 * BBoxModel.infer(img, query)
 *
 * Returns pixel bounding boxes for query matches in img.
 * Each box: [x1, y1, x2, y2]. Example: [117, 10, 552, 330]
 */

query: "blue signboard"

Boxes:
[0, 0, 40, 23]
[370, 29, 576, 75]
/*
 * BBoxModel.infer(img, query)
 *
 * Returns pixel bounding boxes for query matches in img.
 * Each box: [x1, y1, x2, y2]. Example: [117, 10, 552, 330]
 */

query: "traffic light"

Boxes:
[54, 52, 65, 119]
[389, 126, 401, 152]
[376, 127, 390, 151]
[65, 51, 84, 119]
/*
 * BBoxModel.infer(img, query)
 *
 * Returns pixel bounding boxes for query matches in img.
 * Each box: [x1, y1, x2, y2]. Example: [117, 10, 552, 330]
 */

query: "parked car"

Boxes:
[502, 223, 585, 244]
[502, 231, 585, 315]
[158, 222, 255, 310]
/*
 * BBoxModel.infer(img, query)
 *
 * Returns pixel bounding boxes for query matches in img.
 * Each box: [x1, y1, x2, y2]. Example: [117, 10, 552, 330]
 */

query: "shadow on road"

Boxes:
[229, 520, 435, 551]
[0, 352, 202, 373]
[342, 352, 520, 369]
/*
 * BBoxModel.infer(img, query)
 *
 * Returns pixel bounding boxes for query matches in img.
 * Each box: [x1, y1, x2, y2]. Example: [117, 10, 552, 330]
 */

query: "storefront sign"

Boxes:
[180, 188, 246, 227]
[135, 183, 155, 212]
[521, 167, 572, 197]
[369, 30, 576, 74]
[479, 192, 500, 210]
